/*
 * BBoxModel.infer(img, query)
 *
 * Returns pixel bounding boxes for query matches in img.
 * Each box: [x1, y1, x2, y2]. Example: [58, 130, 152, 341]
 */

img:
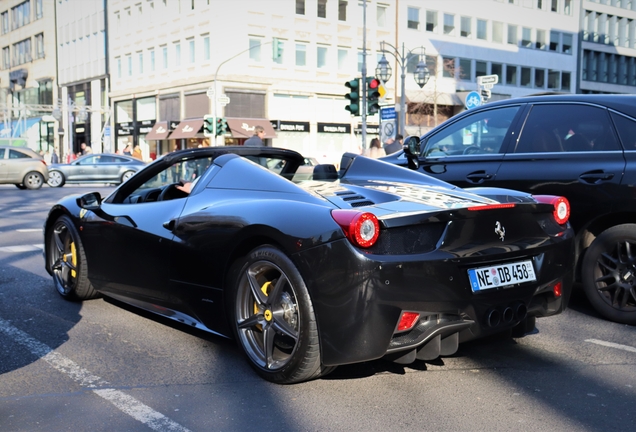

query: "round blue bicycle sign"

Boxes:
[465, 91, 482, 109]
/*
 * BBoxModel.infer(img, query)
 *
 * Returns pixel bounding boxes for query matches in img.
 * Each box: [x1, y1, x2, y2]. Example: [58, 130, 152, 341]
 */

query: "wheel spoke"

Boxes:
[53, 229, 66, 255]
[263, 325, 276, 369]
[238, 313, 262, 330]
[272, 313, 298, 340]
[268, 273, 288, 301]
[246, 269, 269, 305]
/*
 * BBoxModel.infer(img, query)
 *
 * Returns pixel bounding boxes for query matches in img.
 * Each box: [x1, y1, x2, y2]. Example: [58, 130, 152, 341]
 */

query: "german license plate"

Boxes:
[468, 260, 536, 292]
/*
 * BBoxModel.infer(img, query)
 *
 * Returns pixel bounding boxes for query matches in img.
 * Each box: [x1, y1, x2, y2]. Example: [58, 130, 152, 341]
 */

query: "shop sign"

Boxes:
[169, 120, 180, 130]
[317, 122, 350, 134]
[117, 122, 134, 136]
[136, 119, 156, 135]
[354, 124, 380, 135]
[271, 120, 310, 132]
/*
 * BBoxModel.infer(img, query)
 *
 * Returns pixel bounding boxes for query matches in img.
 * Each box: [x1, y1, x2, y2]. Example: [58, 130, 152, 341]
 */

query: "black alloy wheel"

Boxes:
[230, 245, 329, 384]
[47, 215, 98, 301]
[582, 224, 636, 325]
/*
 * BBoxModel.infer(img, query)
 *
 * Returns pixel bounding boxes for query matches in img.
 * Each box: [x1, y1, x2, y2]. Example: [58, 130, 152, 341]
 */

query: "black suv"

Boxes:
[383, 94, 636, 325]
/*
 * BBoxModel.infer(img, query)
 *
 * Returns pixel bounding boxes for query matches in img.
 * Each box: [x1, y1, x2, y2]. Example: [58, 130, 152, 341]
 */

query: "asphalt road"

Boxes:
[0, 185, 635, 432]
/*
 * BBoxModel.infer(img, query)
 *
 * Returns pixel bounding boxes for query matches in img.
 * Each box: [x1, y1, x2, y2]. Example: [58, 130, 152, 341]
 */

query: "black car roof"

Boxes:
[484, 94, 636, 118]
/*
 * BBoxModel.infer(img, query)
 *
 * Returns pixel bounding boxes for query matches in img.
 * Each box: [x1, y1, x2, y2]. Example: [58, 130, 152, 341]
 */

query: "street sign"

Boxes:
[206, 86, 215, 98]
[380, 106, 396, 121]
[483, 83, 494, 90]
[477, 74, 499, 86]
[217, 95, 230, 106]
[378, 82, 387, 101]
[480, 89, 492, 99]
[465, 91, 482, 109]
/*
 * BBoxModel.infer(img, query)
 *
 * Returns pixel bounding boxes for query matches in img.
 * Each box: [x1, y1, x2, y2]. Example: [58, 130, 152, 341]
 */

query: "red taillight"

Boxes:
[533, 195, 570, 225]
[397, 312, 420, 332]
[331, 209, 380, 248]
[553, 281, 562, 298]
[467, 203, 516, 211]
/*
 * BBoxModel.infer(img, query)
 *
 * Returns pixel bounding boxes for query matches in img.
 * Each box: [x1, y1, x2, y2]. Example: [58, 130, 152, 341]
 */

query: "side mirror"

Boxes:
[403, 136, 421, 156]
[76, 192, 102, 211]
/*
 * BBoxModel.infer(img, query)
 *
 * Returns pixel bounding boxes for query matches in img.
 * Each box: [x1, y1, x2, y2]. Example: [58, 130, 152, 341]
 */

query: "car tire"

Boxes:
[47, 171, 66, 187]
[23, 171, 44, 189]
[46, 215, 98, 301]
[229, 245, 330, 384]
[121, 170, 135, 183]
[582, 224, 636, 325]
[14, 184, 27, 190]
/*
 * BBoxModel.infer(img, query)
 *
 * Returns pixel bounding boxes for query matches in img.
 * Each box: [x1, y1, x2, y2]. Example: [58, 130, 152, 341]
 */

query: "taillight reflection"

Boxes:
[533, 195, 570, 225]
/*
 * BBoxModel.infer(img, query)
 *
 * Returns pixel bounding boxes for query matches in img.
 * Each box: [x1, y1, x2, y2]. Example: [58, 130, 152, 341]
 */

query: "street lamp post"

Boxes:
[375, 41, 430, 138]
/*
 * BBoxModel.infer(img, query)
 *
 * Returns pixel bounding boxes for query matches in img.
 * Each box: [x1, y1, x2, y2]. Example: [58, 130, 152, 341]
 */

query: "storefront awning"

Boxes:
[145, 121, 170, 140]
[168, 118, 204, 139]
[226, 118, 277, 139]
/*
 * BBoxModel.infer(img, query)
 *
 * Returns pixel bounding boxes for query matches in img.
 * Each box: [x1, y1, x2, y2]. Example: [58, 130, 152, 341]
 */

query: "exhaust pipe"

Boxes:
[486, 309, 501, 327]
[514, 302, 527, 321]
[502, 306, 514, 324]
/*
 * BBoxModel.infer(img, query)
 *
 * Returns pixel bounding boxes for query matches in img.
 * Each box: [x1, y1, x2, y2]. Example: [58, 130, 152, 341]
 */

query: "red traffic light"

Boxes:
[368, 78, 380, 89]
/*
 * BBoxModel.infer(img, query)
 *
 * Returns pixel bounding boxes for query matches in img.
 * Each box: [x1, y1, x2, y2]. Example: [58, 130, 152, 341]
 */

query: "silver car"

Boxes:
[47, 154, 146, 187]
[0, 146, 49, 189]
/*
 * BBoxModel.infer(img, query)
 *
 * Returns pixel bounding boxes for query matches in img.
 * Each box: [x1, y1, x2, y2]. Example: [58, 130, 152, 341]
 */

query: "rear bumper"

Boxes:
[294, 234, 574, 367]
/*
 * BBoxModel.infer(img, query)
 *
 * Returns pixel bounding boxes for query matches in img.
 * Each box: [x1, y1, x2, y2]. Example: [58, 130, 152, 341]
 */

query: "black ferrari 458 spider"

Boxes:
[44, 146, 574, 384]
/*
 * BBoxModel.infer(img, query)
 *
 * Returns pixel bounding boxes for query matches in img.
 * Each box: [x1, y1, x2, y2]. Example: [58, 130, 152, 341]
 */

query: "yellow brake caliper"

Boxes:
[70, 242, 77, 278]
[254, 281, 272, 331]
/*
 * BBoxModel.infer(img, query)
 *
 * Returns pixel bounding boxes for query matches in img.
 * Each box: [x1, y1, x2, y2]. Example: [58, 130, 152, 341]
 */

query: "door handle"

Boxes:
[579, 171, 614, 184]
[465, 171, 493, 184]
[163, 219, 176, 231]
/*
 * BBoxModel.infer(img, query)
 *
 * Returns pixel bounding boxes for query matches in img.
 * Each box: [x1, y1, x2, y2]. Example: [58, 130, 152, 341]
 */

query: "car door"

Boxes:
[497, 103, 625, 234]
[66, 156, 96, 181]
[6, 149, 34, 182]
[417, 104, 524, 189]
[93, 155, 122, 182]
[0, 148, 6, 180]
[608, 111, 636, 216]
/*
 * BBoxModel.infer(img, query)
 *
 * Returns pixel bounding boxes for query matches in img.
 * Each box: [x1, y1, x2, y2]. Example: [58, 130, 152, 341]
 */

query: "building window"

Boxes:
[426, 10, 437, 32]
[493, 21, 503, 43]
[11, 1, 31, 30]
[1, 12, 7, 34]
[426, 55, 437, 77]
[339, 1, 347, 21]
[459, 58, 472, 80]
[249, 38, 261, 62]
[460, 16, 471, 38]
[444, 14, 455, 35]
[506, 65, 518, 85]
[150, 48, 155, 71]
[408, 7, 419, 30]
[551, 0, 558, 12]
[116, 57, 122, 78]
[549, 31, 560, 51]
[317, 0, 327, 18]
[562, 71, 571, 90]
[564, 0, 571, 15]
[536, 29, 546, 49]
[476, 61, 487, 78]
[203, 35, 210, 61]
[547, 69, 560, 88]
[535, 68, 545, 88]
[12, 38, 32, 66]
[138, 51, 143, 74]
[188, 38, 195, 63]
[35, 0, 43, 19]
[2, 46, 10, 69]
[296, 0, 305, 15]
[317, 46, 328, 68]
[537, 0, 543, 9]
[377, 4, 387, 27]
[126, 54, 132, 76]
[338, 48, 348, 70]
[161, 45, 168, 69]
[562, 33, 572, 54]
[295, 43, 306, 66]
[174, 42, 181, 67]
[357, 50, 364, 72]
[35, 33, 44, 59]
[522, 28, 532, 47]
[442, 56, 455, 78]
[507, 24, 518, 45]
[492, 63, 503, 82]
[521, 67, 532, 86]
[477, 19, 487, 40]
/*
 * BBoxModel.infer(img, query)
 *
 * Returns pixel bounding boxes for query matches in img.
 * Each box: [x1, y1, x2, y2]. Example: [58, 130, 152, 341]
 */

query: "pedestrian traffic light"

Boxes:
[272, 37, 284, 60]
[216, 117, 228, 136]
[367, 78, 381, 115]
[203, 115, 215, 137]
[344, 78, 360, 116]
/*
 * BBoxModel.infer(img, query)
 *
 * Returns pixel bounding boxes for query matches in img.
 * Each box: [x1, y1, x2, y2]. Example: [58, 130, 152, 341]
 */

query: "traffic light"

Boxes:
[344, 78, 360, 116]
[203, 115, 215, 137]
[216, 117, 228, 136]
[367, 78, 381, 115]
[272, 37, 284, 60]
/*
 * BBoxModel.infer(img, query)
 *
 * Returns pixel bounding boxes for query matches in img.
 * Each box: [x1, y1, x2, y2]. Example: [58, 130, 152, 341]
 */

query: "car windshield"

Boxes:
[135, 156, 215, 192]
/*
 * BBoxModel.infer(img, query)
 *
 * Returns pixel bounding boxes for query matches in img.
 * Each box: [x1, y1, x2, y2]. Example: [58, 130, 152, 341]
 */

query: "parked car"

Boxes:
[383, 93, 636, 325]
[47, 153, 145, 187]
[0, 145, 48, 189]
[44, 146, 574, 383]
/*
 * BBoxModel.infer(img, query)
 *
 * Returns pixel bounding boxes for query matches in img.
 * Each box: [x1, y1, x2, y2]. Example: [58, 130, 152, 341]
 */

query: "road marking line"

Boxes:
[0, 244, 43, 253]
[16, 229, 42, 233]
[585, 338, 636, 353]
[0, 317, 191, 432]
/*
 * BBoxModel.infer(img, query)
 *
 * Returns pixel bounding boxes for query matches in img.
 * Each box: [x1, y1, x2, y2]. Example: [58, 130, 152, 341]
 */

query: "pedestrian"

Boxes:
[132, 145, 143, 160]
[80, 142, 93, 155]
[244, 126, 265, 147]
[383, 134, 403, 155]
[365, 138, 386, 159]
[51, 150, 59, 164]
[123, 144, 132, 155]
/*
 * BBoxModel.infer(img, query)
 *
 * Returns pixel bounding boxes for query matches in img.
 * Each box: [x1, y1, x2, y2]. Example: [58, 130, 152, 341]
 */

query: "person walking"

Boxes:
[80, 142, 93, 155]
[244, 126, 265, 147]
[51, 150, 59, 164]
[383, 134, 403, 155]
[365, 138, 386, 159]
[132, 145, 143, 160]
